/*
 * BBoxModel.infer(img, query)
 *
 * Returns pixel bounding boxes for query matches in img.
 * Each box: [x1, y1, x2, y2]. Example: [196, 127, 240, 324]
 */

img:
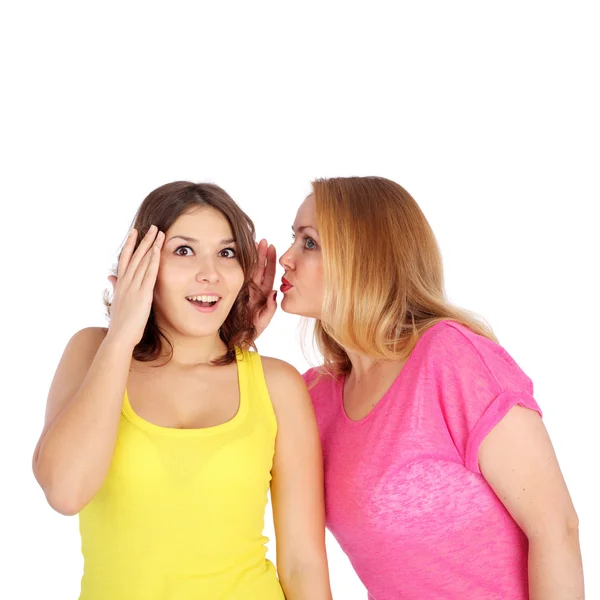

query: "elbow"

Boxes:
[33, 462, 88, 516]
[526, 510, 580, 542]
[44, 490, 86, 517]
[565, 511, 580, 541]
[277, 558, 331, 598]
[557, 507, 580, 539]
[566, 509, 580, 532]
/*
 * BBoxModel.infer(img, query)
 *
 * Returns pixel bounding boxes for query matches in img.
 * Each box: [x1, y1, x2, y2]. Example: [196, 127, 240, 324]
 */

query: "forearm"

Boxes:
[279, 562, 332, 600]
[528, 526, 584, 600]
[33, 334, 134, 514]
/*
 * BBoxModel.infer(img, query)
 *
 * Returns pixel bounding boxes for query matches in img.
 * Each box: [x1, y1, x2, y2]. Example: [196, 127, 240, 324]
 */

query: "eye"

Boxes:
[174, 245, 194, 256]
[304, 237, 317, 250]
[219, 247, 237, 258]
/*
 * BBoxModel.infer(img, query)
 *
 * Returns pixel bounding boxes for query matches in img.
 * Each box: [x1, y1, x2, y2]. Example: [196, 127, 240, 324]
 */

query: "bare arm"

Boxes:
[32, 328, 135, 514]
[479, 405, 584, 600]
[32, 226, 164, 515]
[263, 357, 332, 600]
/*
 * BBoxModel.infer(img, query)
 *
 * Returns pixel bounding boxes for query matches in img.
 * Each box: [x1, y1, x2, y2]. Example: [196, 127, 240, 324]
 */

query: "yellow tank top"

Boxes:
[78, 349, 284, 600]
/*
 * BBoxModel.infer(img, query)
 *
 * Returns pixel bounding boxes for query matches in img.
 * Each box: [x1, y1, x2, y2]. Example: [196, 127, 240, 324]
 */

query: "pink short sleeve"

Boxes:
[431, 322, 542, 473]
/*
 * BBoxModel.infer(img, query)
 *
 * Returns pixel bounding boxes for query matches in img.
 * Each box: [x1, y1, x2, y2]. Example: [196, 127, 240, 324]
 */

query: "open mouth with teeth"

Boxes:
[185, 294, 221, 308]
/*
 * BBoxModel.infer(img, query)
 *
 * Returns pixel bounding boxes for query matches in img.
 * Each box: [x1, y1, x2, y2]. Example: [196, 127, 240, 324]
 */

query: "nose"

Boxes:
[279, 244, 295, 271]
[195, 256, 220, 284]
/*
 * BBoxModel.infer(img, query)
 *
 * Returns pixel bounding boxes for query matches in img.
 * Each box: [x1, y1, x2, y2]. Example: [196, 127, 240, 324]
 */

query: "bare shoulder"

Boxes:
[43, 327, 109, 423]
[66, 326, 109, 354]
[54, 326, 110, 379]
[259, 356, 311, 416]
[261, 355, 304, 385]
[54, 327, 110, 373]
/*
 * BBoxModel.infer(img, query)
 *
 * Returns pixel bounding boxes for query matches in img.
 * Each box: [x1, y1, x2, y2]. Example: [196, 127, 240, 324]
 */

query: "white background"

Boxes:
[2, 2, 598, 598]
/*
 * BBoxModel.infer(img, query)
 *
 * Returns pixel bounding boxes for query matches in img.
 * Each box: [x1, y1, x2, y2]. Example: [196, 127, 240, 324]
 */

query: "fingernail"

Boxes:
[272, 291, 277, 302]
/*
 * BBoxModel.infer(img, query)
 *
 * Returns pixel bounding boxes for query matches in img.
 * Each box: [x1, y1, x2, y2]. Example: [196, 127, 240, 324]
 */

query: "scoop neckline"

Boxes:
[121, 347, 248, 436]
[338, 323, 443, 426]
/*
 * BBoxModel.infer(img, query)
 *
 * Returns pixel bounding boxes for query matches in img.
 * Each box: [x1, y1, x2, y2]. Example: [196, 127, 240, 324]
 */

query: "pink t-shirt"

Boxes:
[304, 321, 542, 600]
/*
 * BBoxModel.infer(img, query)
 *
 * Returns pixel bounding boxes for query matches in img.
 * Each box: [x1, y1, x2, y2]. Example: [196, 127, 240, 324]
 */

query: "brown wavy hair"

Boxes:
[104, 181, 265, 366]
[311, 176, 497, 377]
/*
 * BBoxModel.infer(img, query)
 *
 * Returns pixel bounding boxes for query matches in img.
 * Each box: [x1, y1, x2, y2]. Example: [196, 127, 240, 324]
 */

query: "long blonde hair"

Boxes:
[312, 176, 496, 376]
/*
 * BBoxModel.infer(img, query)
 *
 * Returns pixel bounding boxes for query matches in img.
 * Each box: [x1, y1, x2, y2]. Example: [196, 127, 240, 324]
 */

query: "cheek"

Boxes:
[303, 256, 324, 287]
[224, 263, 245, 292]
[314, 262, 325, 285]
[153, 263, 187, 297]
[293, 255, 325, 306]
[311, 267, 326, 302]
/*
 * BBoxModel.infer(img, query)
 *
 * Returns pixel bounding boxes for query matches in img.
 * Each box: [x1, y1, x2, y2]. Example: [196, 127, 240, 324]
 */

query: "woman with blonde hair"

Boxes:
[255, 176, 584, 599]
[33, 181, 332, 599]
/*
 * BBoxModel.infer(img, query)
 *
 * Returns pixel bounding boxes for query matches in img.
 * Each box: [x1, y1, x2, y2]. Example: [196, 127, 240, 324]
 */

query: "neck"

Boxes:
[154, 327, 229, 367]
[344, 348, 408, 386]
[345, 349, 379, 379]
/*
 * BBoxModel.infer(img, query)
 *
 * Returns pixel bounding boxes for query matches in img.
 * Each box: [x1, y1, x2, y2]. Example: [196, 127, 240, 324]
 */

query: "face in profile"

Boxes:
[279, 194, 325, 319]
[152, 207, 244, 338]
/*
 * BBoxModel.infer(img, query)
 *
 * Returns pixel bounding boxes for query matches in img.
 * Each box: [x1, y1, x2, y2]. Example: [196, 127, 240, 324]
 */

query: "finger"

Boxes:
[131, 245, 155, 290]
[125, 225, 160, 282]
[117, 229, 138, 279]
[133, 231, 164, 289]
[258, 238, 268, 274]
[262, 290, 277, 317]
[269, 290, 278, 309]
[141, 232, 165, 290]
[262, 244, 277, 292]
[256, 290, 278, 337]
[252, 239, 268, 287]
[258, 238, 267, 251]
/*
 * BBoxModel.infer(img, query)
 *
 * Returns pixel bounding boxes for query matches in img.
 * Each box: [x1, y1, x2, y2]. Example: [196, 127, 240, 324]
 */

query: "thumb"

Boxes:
[255, 290, 278, 339]
[267, 290, 278, 313]
[262, 290, 278, 324]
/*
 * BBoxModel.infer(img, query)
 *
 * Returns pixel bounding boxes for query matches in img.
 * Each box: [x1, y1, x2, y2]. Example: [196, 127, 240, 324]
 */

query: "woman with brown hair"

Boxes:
[32, 181, 332, 599]
[255, 176, 584, 599]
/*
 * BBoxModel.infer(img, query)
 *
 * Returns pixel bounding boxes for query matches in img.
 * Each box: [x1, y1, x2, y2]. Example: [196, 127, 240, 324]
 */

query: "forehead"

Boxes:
[168, 207, 233, 236]
[294, 194, 316, 226]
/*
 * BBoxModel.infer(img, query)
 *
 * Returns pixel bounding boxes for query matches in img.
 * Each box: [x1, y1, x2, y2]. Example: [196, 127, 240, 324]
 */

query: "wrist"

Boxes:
[103, 329, 138, 355]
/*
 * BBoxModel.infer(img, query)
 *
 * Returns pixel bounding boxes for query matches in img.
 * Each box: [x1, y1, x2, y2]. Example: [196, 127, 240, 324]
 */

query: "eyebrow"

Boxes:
[168, 235, 236, 245]
[291, 225, 318, 234]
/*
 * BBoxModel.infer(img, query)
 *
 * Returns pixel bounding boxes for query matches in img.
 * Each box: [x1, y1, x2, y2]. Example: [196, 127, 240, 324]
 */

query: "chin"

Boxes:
[281, 295, 309, 317]
[280, 295, 296, 314]
[184, 321, 224, 338]
[165, 315, 223, 339]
